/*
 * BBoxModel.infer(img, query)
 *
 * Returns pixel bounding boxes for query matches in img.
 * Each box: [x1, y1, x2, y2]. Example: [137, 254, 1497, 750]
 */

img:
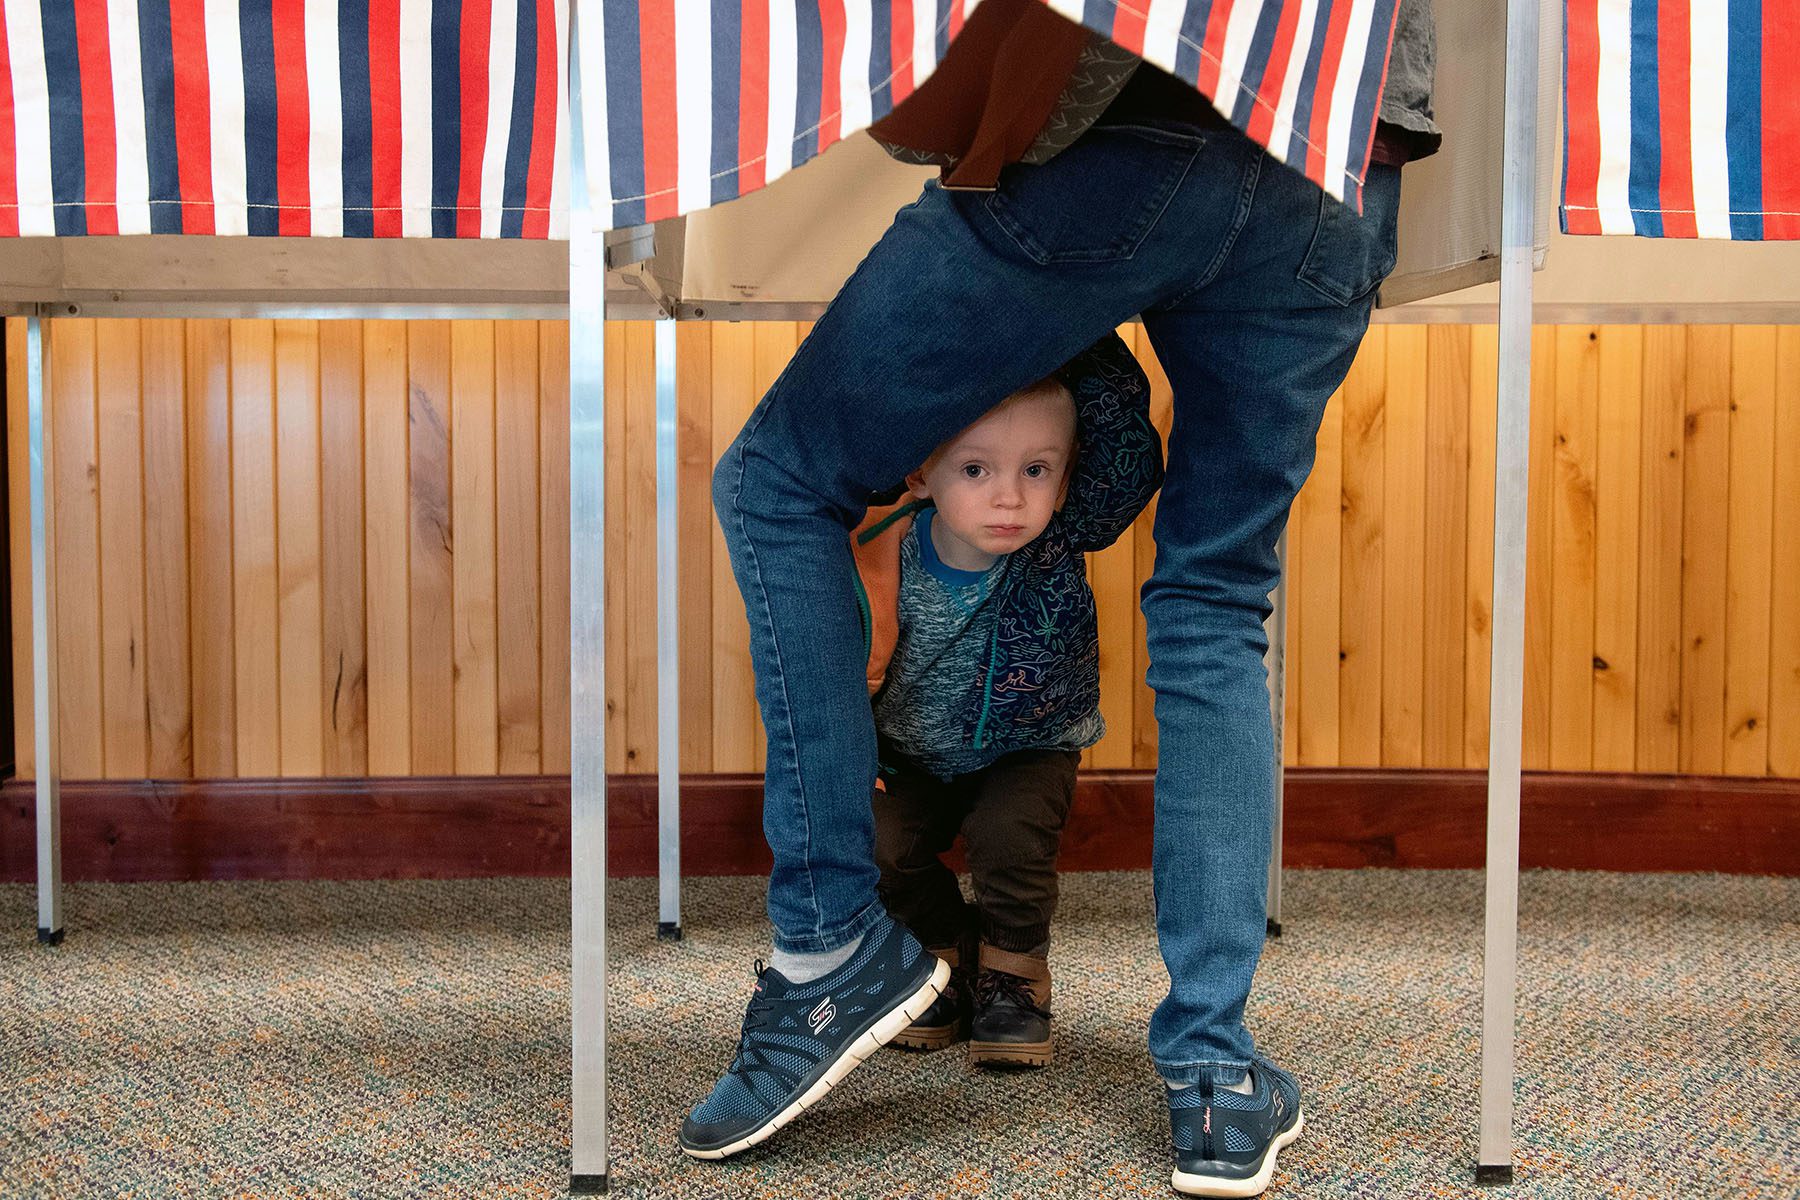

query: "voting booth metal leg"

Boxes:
[1265, 532, 1287, 937]
[1477, 0, 1539, 1184]
[655, 320, 682, 941]
[28, 315, 64, 946]
[567, 5, 609, 1190]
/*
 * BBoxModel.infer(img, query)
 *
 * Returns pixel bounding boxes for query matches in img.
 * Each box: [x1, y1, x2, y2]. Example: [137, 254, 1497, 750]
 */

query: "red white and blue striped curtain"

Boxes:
[0, 0, 566, 237]
[1561, 0, 1799, 239]
[583, 0, 1404, 230]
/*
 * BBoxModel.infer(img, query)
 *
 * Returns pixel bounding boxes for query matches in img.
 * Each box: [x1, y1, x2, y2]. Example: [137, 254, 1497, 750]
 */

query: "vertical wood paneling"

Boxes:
[1281, 512, 1301, 767]
[677, 323, 715, 774]
[319, 322, 368, 777]
[1381, 325, 1427, 766]
[51, 322, 105, 777]
[1423, 326, 1469, 766]
[495, 322, 542, 775]
[1550, 326, 1599, 771]
[746, 324, 798, 774]
[6, 322, 34, 776]
[1636, 326, 1686, 773]
[96, 320, 148, 778]
[450, 321, 498, 774]
[1338, 331, 1385, 766]
[50, 321, 104, 777]
[538, 321, 571, 775]
[1722, 326, 1776, 775]
[1132, 327, 1171, 767]
[1522, 326, 1557, 770]
[1770, 328, 1800, 778]
[141, 320, 193, 778]
[363, 322, 411, 776]
[603, 322, 628, 775]
[1294, 388, 1342, 766]
[1464, 325, 1498, 768]
[12, 321, 1799, 784]
[1592, 326, 1642, 772]
[275, 322, 324, 776]
[1680, 326, 1731, 774]
[230, 321, 281, 775]
[185, 320, 236, 776]
[1090, 533, 1136, 768]
[710, 322, 759, 773]
[407, 321, 454, 774]
[624, 322, 658, 773]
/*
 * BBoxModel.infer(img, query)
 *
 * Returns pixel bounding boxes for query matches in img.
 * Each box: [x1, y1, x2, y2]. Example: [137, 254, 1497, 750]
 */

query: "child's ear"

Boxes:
[905, 469, 930, 500]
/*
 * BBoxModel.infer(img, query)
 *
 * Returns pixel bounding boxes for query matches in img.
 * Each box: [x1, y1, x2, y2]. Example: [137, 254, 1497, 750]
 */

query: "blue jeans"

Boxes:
[713, 117, 1401, 1078]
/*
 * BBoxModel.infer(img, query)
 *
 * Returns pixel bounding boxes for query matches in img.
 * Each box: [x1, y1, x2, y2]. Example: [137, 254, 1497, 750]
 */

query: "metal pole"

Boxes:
[567, 1, 609, 1189]
[27, 315, 63, 945]
[654, 319, 682, 940]
[1265, 531, 1286, 937]
[1478, 0, 1539, 1183]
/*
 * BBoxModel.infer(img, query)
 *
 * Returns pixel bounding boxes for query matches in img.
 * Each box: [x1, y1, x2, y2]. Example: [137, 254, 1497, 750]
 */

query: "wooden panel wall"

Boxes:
[6, 319, 1798, 781]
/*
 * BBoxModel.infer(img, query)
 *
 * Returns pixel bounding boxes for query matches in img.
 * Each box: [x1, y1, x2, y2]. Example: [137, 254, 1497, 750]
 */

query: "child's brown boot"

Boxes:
[890, 942, 971, 1051]
[969, 944, 1053, 1068]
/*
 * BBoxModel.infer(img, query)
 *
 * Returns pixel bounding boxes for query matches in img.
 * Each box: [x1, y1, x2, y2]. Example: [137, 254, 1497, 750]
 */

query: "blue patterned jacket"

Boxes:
[851, 332, 1163, 760]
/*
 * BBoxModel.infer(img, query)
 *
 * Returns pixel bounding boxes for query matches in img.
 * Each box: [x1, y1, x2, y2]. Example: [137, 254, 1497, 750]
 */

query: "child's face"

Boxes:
[907, 386, 1076, 570]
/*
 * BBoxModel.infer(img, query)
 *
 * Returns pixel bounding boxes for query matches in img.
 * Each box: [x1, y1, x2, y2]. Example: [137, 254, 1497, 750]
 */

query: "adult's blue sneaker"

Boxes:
[1166, 1058, 1306, 1197]
[679, 915, 949, 1159]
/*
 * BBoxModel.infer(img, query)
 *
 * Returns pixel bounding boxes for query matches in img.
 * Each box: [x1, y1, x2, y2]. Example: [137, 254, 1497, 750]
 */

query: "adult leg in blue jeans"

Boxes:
[689, 117, 1400, 1186]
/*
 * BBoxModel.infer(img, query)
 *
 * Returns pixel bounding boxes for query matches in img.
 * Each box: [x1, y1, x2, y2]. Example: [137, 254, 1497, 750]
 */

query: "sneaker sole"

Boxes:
[680, 956, 952, 1161]
[967, 1037, 1052, 1068]
[1169, 1110, 1305, 1199]
[890, 1022, 963, 1052]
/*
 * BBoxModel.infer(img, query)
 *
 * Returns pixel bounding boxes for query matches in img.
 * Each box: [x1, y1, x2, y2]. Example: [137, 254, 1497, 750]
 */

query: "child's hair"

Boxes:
[921, 376, 1076, 472]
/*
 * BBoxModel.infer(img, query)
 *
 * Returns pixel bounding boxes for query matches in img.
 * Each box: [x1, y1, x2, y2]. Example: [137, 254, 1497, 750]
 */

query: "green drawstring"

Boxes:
[856, 497, 930, 545]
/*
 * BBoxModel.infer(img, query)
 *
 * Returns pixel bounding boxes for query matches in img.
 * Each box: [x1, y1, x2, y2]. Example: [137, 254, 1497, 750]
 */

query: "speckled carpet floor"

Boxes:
[2, 869, 1794, 1199]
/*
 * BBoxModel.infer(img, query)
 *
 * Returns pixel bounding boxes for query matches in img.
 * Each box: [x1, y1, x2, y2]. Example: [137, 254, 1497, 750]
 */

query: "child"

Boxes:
[849, 332, 1162, 1068]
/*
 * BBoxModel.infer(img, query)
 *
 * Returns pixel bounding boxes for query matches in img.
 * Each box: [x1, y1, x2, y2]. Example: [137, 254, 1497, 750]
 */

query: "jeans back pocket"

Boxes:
[983, 124, 1206, 266]
[1295, 162, 1402, 306]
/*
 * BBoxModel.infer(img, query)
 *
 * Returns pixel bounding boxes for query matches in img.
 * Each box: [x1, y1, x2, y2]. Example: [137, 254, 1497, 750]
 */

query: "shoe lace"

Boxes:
[726, 961, 805, 1090]
[975, 969, 1046, 1016]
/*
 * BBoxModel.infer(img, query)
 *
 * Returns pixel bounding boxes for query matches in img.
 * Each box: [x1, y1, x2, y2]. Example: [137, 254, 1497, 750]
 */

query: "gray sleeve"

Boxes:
[1379, 0, 1440, 142]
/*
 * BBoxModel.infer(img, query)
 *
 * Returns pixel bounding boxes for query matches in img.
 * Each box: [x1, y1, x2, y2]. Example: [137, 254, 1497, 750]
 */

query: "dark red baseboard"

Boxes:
[2, 768, 1795, 883]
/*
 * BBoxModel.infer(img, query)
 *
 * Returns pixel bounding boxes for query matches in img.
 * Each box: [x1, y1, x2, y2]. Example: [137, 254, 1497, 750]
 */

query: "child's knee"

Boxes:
[963, 803, 1062, 873]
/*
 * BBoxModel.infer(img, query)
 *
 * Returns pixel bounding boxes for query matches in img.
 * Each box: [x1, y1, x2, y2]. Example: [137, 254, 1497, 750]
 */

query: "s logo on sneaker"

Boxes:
[808, 997, 836, 1034]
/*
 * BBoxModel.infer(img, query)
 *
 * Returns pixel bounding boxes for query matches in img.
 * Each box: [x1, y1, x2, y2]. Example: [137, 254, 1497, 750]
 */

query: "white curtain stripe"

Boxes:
[549, 0, 570, 237]
[1141, 0, 1189, 79]
[1270, 0, 1321, 152]
[1322, 0, 1378, 198]
[674, 0, 714, 214]
[305, 0, 345, 236]
[106, 0, 152, 233]
[1686, 0, 1731, 238]
[202, 0, 248, 234]
[1214, 0, 1268, 128]
[764, 0, 798, 186]
[1593, 0, 1635, 234]
[839, 0, 873, 138]
[479, 0, 519, 237]
[397, 0, 433, 236]
[3, 0, 53, 234]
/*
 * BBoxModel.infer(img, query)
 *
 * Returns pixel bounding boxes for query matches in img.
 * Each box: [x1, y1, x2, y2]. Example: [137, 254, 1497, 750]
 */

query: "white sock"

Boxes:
[769, 933, 863, 984]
